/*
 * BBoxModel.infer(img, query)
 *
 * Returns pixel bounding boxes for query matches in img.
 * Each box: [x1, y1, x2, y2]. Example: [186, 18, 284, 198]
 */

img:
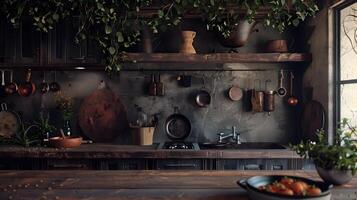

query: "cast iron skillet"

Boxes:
[165, 107, 191, 140]
[238, 175, 332, 200]
[195, 90, 211, 107]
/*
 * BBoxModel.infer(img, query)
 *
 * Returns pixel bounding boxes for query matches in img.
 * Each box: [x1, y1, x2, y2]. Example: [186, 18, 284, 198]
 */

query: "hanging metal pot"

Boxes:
[18, 69, 36, 97]
[165, 107, 191, 141]
[5, 70, 18, 96]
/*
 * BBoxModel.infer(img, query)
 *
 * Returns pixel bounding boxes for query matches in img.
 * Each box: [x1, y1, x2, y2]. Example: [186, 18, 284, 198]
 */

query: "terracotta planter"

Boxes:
[179, 31, 196, 54]
[316, 166, 353, 185]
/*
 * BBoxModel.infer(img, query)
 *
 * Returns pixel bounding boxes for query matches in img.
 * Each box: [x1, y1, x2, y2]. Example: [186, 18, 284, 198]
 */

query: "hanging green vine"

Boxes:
[0, 0, 318, 74]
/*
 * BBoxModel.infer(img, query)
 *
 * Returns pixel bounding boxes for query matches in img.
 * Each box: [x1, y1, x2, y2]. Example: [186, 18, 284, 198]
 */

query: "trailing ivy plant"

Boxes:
[1, 0, 318, 74]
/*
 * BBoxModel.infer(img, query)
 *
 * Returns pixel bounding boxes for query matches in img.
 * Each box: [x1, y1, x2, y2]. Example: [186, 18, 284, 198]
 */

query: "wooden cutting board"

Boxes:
[300, 100, 325, 141]
[78, 87, 128, 142]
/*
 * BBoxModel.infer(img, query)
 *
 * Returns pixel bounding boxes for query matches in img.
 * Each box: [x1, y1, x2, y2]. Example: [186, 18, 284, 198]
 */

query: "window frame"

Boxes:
[334, 0, 357, 127]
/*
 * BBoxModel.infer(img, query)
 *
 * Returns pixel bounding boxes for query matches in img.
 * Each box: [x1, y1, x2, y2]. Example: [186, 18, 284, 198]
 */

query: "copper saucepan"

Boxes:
[18, 69, 36, 97]
[5, 70, 18, 96]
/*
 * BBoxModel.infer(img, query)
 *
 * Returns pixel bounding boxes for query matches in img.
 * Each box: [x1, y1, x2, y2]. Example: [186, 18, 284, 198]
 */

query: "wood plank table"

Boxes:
[0, 170, 356, 200]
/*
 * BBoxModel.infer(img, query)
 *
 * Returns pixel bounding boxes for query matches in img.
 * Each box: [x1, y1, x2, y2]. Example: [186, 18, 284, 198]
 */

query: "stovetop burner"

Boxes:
[160, 142, 199, 150]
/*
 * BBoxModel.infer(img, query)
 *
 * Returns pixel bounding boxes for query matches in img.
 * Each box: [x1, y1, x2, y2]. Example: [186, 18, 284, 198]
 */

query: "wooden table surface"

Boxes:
[0, 170, 356, 200]
[0, 144, 299, 159]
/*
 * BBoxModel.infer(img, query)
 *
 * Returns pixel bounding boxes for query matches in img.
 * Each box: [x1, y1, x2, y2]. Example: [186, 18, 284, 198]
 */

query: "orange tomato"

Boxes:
[277, 188, 294, 196]
[306, 187, 322, 196]
[280, 177, 294, 187]
[267, 185, 278, 193]
[290, 182, 305, 195]
[297, 181, 309, 190]
[274, 182, 287, 190]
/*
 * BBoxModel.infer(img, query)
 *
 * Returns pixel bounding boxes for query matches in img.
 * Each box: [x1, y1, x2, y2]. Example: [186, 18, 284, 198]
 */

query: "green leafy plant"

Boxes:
[291, 118, 357, 175]
[0, 0, 318, 74]
[55, 92, 74, 121]
[34, 111, 56, 137]
[0, 123, 41, 147]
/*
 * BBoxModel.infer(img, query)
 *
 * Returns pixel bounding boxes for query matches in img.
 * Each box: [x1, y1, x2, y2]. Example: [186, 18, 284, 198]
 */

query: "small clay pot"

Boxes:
[266, 40, 288, 53]
[179, 31, 196, 54]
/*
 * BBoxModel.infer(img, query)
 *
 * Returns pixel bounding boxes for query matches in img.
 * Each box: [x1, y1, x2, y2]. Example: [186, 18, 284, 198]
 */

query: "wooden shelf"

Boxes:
[0, 53, 311, 71]
[122, 53, 312, 64]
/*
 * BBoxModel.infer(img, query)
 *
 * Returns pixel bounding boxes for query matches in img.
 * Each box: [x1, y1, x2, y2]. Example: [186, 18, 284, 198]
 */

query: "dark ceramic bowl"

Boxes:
[238, 175, 332, 200]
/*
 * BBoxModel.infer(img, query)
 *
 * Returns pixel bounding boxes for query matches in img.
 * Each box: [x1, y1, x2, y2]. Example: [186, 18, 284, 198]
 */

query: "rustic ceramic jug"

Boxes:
[179, 31, 196, 54]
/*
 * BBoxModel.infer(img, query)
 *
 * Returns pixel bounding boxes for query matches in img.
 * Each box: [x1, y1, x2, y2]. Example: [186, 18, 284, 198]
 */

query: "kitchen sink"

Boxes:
[198, 142, 287, 150]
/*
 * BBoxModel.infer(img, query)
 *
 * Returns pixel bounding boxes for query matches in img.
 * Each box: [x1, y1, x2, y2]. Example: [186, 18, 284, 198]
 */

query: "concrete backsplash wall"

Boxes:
[1, 22, 304, 144]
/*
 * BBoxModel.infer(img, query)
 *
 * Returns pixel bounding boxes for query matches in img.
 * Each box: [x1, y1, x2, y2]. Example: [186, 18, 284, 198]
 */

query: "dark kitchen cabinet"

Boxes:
[99, 159, 147, 170]
[66, 17, 100, 64]
[0, 19, 16, 64]
[0, 17, 102, 66]
[48, 17, 101, 65]
[0, 158, 44, 170]
[217, 159, 265, 170]
[45, 159, 96, 170]
[48, 21, 66, 64]
[155, 159, 204, 170]
[266, 159, 288, 170]
[14, 18, 42, 65]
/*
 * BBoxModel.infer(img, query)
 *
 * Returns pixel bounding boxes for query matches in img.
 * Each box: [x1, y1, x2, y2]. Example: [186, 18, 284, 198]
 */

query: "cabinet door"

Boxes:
[266, 159, 288, 170]
[67, 17, 100, 64]
[99, 159, 147, 170]
[0, 19, 16, 64]
[216, 159, 240, 170]
[156, 159, 203, 170]
[48, 21, 66, 64]
[15, 18, 42, 64]
[239, 159, 265, 170]
[46, 159, 95, 170]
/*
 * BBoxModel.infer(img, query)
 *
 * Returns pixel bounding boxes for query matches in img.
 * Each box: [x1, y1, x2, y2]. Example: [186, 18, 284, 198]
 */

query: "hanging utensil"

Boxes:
[0, 70, 6, 97]
[49, 71, 61, 92]
[40, 71, 49, 94]
[0, 103, 21, 138]
[251, 79, 264, 112]
[263, 79, 275, 115]
[287, 71, 298, 106]
[195, 78, 211, 107]
[5, 70, 18, 96]
[78, 80, 128, 142]
[228, 85, 243, 101]
[18, 69, 35, 97]
[156, 74, 165, 96]
[148, 74, 156, 96]
[277, 70, 287, 97]
[165, 106, 191, 140]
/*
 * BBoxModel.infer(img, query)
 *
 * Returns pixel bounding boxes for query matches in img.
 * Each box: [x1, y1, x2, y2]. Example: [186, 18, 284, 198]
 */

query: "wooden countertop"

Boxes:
[0, 170, 356, 200]
[0, 144, 301, 159]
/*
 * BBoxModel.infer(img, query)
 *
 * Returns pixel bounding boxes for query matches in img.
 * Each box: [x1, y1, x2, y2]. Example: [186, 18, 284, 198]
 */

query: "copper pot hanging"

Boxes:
[18, 69, 35, 97]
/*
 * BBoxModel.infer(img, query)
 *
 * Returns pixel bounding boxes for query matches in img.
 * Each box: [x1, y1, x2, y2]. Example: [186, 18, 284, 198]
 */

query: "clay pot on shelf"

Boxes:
[179, 31, 196, 54]
[219, 20, 257, 48]
[266, 39, 288, 53]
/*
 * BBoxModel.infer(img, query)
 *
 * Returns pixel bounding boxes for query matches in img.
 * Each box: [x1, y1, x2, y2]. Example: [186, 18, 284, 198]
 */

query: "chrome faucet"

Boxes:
[218, 126, 241, 144]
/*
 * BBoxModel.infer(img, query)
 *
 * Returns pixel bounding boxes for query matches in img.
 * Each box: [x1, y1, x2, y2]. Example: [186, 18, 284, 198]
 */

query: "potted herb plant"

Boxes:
[34, 111, 56, 145]
[292, 118, 357, 185]
[55, 92, 74, 136]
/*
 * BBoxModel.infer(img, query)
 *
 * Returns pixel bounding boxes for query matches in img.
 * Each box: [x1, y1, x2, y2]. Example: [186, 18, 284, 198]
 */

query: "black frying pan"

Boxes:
[195, 90, 211, 107]
[165, 107, 191, 140]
